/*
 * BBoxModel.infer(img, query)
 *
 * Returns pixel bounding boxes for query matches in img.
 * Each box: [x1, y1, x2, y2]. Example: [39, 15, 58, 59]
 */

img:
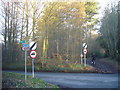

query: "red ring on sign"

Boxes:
[30, 50, 37, 59]
[83, 48, 88, 54]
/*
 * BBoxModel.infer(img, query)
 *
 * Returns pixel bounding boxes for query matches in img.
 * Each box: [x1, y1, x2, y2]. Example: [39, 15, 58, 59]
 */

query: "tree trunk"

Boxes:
[26, 0, 29, 37]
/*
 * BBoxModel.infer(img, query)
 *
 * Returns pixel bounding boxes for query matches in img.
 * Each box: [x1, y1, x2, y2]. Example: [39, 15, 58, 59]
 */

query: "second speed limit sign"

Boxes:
[83, 48, 88, 54]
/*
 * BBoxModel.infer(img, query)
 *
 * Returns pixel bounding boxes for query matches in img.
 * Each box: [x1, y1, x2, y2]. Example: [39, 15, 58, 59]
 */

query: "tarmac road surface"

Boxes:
[3, 70, 119, 88]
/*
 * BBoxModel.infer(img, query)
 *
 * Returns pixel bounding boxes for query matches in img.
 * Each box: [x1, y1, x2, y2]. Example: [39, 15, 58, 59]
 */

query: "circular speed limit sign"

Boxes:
[30, 50, 37, 59]
[83, 48, 88, 54]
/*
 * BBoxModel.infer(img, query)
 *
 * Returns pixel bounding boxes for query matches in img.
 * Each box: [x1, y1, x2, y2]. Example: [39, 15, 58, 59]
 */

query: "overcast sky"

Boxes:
[97, 0, 119, 18]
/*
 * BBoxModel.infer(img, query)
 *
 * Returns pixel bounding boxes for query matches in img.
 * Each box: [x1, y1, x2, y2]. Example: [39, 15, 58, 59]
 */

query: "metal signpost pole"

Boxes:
[83, 48, 87, 67]
[83, 43, 87, 66]
[21, 40, 28, 81]
[32, 59, 34, 78]
[25, 50, 27, 81]
[81, 56, 82, 64]
[81, 57, 82, 64]
[84, 53, 85, 66]
[84, 54, 86, 67]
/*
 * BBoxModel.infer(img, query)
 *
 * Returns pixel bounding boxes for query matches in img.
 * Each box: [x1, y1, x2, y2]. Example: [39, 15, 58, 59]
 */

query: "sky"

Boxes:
[0, 0, 119, 43]
[97, 0, 119, 18]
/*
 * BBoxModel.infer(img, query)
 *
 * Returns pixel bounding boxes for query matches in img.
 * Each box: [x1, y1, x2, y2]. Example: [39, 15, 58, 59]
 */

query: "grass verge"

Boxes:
[2, 72, 60, 89]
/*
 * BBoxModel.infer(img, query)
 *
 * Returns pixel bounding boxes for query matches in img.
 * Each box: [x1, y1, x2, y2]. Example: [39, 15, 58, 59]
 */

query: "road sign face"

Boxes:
[30, 50, 37, 59]
[22, 47, 29, 51]
[83, 48, 88, 54]
[83, 43, 86, 47]
[83, 43, 87, 48]
[23, 43, 29, 48]
[22, 47, 25, 51]
[80, 54, 83, 57]
[29, 41, 37, 50]
[21, 40, 26, 43]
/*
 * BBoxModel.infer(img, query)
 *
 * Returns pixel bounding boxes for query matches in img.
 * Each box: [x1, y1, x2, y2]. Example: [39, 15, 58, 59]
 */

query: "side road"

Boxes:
[87, 58, 119, 73]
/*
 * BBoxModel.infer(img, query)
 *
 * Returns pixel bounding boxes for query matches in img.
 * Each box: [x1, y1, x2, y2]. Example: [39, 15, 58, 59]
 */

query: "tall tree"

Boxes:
[37, 1, 99, 62]
[98, 3, 118, 59]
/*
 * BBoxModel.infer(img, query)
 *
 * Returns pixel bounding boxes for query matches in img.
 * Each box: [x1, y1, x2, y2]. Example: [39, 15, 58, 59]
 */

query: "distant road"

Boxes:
[87, 58, 118, 73]
[3, 70, 119, 88]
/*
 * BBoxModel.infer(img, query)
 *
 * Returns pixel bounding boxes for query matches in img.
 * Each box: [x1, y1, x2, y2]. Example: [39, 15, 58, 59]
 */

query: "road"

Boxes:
[87, 58, 118, 73]
[3, 70, 119, 88]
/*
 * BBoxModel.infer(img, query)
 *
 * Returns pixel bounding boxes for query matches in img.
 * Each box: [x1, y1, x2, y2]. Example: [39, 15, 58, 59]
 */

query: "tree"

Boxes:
[37, 1, 99, 63]
[117, 1, 120, 61]
[1, 1, 22, 62]
[1, 0, 100, 67]
[98, 3, 118, 59]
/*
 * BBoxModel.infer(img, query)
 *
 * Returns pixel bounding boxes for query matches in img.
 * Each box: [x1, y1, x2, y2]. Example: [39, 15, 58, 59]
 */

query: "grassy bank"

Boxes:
[2, 72, 59, 88]
[2, 61, 96, 73]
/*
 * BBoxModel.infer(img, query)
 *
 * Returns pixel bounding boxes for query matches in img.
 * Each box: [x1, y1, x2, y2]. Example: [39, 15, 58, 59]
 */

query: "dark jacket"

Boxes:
[92, 55, 95, 60]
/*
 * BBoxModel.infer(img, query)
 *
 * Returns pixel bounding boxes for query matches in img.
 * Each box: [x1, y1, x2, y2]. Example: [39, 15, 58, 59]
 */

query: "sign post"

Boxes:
[21, 40, 26, 44]
[29, 41, 37, 78]
[23, 43, 29, 48]
[25, 50, 27, 80]
[80, 54, 83, 64]
[30, 50, 37, 78]
[83, 43, 88, 67]
[32, 59, 34, 78]
[83, 43, 88, 49]
[21, 40, 28, 81]
[84, 53, 86, 67]
[29, 41, 37, 50]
